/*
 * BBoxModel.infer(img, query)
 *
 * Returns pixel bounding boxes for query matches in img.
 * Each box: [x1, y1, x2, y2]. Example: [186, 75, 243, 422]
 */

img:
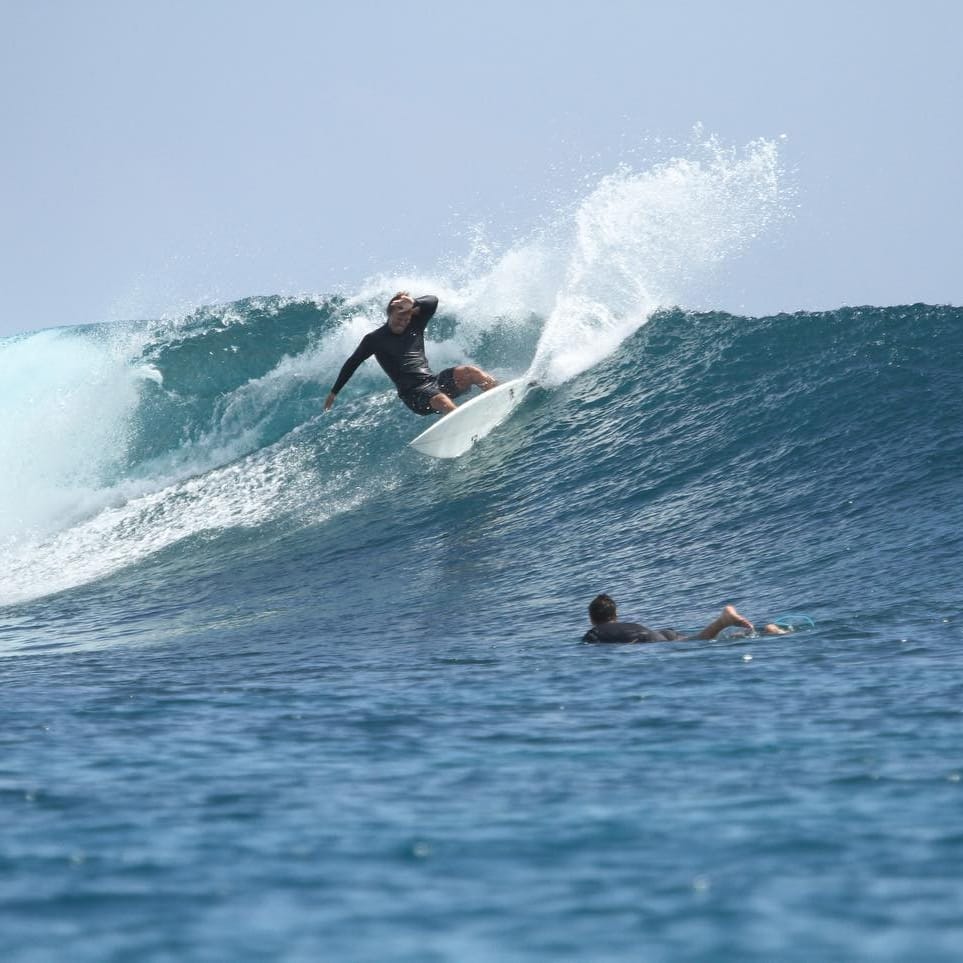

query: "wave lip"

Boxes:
[530, 135, 790, 386]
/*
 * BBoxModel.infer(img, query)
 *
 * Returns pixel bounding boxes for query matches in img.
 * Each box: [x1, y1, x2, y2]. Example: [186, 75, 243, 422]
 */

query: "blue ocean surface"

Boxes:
[1, 291, 961, 961]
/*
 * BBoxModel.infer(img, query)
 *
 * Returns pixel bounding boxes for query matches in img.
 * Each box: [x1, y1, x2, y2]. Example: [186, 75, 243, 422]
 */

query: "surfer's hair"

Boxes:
[588, 594, 617, 624]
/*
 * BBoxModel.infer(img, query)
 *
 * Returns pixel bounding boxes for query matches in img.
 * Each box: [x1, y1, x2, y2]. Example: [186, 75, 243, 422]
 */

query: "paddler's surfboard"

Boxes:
[409, 377, 530, 458]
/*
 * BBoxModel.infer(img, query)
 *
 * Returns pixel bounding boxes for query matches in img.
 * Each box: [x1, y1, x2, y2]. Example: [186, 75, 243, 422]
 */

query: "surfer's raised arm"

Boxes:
[410, 294, 438, 322]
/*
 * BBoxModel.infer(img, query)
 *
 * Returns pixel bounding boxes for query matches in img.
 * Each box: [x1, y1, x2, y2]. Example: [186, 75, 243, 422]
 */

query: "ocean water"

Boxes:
[2, 142, 962, 961]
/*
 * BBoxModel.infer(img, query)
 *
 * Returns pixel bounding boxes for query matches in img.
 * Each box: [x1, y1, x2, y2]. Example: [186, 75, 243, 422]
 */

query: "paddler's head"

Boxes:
[588, 594, 618, 625]
[386, 292, 415, 334]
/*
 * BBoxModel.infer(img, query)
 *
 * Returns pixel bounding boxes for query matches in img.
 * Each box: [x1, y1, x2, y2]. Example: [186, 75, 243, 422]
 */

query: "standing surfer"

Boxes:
[324, 292, 496, 416]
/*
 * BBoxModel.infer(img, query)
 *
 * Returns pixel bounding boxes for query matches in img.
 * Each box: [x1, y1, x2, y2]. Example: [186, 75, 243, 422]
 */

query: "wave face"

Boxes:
[2, 297, 958, 618]
[2, 139, 962, 961]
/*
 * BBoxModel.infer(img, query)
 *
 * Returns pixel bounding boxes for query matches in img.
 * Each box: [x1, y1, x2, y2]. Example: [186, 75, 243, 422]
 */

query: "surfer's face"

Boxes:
[387, 306, 413, 334]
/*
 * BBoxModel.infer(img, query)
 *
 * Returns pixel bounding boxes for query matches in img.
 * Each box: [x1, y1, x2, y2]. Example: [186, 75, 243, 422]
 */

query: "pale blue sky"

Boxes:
[1, 0, 960, 336]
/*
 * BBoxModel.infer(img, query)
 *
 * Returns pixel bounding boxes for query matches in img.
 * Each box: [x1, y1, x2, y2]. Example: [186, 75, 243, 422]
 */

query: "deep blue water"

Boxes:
[1, 299, 962, 961]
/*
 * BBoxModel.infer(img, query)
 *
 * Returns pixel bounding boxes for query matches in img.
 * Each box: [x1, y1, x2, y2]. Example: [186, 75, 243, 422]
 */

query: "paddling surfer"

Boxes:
[324, 292, 497, 416]
[583, 594, 791, 643]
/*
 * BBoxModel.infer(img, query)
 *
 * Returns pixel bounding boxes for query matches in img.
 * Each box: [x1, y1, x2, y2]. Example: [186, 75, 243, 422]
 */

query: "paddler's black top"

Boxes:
[330, 295, 439, 395]
[583, 621, 682, 644]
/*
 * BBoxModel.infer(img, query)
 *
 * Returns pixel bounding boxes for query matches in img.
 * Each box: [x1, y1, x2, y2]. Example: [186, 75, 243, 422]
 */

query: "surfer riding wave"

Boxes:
[325, 292, 497, 416]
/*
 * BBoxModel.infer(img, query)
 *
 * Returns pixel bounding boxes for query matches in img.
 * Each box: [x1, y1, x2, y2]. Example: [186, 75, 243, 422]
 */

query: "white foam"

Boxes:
[529, 136, 789, 385]
[0, 325, 150, 542]
[0, 425, 390, 608]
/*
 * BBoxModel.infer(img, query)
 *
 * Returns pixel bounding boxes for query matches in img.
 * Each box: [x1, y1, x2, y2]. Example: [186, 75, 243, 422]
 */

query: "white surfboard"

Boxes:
[409, 377, 530, 458]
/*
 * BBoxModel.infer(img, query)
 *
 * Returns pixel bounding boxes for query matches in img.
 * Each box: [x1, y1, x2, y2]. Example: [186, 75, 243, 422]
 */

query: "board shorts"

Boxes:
[397, 367, 466, 416]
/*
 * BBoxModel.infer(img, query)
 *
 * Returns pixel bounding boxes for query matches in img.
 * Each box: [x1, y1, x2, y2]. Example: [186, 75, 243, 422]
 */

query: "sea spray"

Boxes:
[529, 136, 789, 385]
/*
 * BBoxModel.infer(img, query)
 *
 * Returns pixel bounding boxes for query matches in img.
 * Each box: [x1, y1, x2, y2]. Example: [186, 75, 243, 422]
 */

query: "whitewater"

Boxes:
[2, 137, 962, 962]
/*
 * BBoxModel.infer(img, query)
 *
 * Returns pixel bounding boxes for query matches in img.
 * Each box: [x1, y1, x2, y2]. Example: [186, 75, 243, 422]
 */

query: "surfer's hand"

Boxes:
[324, 392, 337, 411]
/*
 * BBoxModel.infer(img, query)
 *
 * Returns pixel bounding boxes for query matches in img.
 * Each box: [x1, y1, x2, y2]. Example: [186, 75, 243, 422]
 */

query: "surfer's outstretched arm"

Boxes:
[325, 337, 375, 409]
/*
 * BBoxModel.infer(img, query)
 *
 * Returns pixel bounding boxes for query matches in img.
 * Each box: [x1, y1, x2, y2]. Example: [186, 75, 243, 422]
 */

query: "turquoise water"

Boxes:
[2, 295, 961, 960]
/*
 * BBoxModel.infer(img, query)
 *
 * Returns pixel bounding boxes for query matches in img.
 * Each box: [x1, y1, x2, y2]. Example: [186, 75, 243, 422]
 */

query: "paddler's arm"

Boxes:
[325, 337, 375, 410]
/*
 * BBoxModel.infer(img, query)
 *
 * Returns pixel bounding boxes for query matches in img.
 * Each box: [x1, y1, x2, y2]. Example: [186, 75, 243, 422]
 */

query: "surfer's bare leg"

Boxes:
[694, 605, 755, 640]
[691, 606, 791, 639]
[452, 365, 497, 393]
[429, 393, 457, 414]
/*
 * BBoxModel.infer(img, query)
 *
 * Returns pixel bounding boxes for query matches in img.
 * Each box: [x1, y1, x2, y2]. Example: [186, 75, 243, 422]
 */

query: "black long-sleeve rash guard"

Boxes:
[330, 296, 439, 396]
[582, 621, 683, 643]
